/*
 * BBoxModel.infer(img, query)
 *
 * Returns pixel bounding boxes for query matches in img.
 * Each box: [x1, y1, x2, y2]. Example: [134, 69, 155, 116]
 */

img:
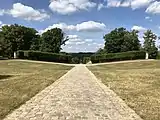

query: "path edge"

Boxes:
[85, 66, 143, 120]
[3, 66, 76, 120]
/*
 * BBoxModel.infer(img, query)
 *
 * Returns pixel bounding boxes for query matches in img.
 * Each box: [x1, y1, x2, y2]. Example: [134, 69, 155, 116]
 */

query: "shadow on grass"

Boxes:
[0, 75, 13, 80]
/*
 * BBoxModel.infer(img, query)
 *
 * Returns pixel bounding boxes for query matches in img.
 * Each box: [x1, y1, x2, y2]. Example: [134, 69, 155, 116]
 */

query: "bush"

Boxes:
[91, 51, 146, 63]
[0, 56, 8, 60]
[156, 51, 160, 59]
[17, 50, 72, 63]
[71, 57, 80, 64]
[83, 57, 91, 64]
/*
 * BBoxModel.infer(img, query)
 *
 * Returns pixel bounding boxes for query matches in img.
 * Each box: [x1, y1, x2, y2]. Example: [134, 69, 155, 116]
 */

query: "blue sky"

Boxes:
[0, 0, 160, 52]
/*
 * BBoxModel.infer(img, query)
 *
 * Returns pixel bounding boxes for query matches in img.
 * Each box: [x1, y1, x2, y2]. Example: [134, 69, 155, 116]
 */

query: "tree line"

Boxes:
[0, 24, 159, 59]
[97, 27, 158, 59]
[0, 24, 68, 57]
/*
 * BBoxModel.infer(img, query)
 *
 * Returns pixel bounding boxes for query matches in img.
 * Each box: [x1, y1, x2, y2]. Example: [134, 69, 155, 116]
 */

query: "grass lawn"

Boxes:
[88, 60, 160, 120]
[0, 60, 72, 120]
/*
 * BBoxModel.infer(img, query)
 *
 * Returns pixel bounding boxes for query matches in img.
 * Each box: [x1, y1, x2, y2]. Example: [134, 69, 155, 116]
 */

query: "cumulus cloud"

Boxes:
[76, 21, 106, 32]
[0, 21, 2, 25]
[145, 16, 152, 21]
[0, 10, 5, 16]
[98, 3, 107, 10]
[40, 21, 106, 33]
[131, 0, 154, 9]
[85, 39, 93, 42]
[49, 0, 96, 15]
[107, 0, 154, 9]
[131, 25, 147, 31]
[63, 40, 104, 52]
[107, 0, 121, 7]
[146, 1, 160, 14]
[0, 3, 50, 21]
[66, 35, 94, 45]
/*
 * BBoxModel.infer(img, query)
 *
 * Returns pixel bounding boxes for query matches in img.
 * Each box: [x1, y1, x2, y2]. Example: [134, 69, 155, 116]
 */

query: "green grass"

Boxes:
[0, 60, 72, 120]
[88, 60, 160, 120]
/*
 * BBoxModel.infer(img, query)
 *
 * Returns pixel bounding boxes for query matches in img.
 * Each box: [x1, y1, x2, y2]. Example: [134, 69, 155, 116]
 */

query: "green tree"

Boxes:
[143, 30, 158, 59]
[71, 57, 80, 64]
[41, 28, 68, 53]
[0, 24, 38, 57]
[96, 48, 107, 54]
[104, 27, 140, 53]
[30, 35, 41, 51]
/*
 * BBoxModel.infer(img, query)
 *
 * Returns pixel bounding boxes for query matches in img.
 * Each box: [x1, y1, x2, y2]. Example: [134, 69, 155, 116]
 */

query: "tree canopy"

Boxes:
[41, 28, 68, 53]
[143, 30, 158, 59]
[0, 24, 68, 57]
[0, 24, 38, 57]
[104, 27, 140, 53]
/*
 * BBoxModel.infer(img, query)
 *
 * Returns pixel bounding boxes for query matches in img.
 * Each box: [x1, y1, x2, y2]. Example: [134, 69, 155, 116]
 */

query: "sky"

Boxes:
[0, 0, 160, 52]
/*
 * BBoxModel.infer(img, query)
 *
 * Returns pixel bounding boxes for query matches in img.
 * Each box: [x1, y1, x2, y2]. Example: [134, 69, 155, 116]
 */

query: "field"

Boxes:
[0, 60, 72, 119]
[88, 60, 160, 120]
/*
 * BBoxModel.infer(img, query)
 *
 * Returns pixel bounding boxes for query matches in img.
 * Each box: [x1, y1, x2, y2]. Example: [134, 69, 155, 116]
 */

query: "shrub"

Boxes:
[83, 57, 91, 64]
[17, 50, 72, 63]
[71, 57, 80, 64]
[0, 56, 8, 60]
[156, 51, 160, 59]
[91, 51, 146, 63]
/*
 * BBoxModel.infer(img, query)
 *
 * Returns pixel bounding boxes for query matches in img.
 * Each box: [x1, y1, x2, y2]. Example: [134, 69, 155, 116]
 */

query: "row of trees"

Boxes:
[0, 24, 159, 59]
[97, 27, 158, 58]
[0, 24, 68, 57]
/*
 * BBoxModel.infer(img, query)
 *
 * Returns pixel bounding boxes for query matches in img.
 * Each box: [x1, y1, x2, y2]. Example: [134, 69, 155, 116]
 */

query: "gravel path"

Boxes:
[3, 65, 142, 120]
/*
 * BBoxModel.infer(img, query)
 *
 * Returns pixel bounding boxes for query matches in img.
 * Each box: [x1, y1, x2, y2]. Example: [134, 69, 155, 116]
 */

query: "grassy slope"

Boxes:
[88, 60, 160, 120]
[0, 60, 72, 119]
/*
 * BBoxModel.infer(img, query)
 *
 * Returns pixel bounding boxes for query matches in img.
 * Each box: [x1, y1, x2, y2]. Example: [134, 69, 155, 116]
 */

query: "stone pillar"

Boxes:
[145, 52, 149, 60]
[14, 52, 17, 59]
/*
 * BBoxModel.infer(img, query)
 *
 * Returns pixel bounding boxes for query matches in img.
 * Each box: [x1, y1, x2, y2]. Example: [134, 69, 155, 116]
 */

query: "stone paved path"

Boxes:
[4, 65, 142, 120]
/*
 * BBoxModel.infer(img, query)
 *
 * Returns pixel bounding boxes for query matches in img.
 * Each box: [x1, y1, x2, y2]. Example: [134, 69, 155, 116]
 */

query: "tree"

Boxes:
[71, 57, 80, 64]
[96, 48, 107, 54]
[104, 27, 140, 53]
[0, 24, 38, 57]
[30, 35, 41, 51]
[40, 28, 68, 53]
[143, 30, 158, 59]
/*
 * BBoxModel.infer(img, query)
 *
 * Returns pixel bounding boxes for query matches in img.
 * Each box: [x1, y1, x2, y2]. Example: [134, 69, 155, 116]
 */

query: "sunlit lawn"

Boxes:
[88, 60, 160, 120]
[0, 60, 72, 119]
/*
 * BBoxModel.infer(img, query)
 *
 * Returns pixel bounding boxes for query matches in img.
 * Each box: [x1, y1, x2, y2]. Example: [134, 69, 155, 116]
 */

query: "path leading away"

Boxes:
[4, 65, 142, 120]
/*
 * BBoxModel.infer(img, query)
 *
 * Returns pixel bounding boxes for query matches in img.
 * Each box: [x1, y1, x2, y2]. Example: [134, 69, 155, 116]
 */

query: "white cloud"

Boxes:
[68, 35, 79, 40]
[0, 21, 2, 25]
[76, 21, 106, 32]
[76, 41, 85, 45]
[0, 10, 5, 16]
[131, 25, 147, 31]
[145, 16, 150, 19]
[66, 35, 95, 47]
[0, 3, 50, 21]
[98, 3, 107, 10]
[66, 35, 85, 45]
[85, 39, 93, 42]
[107, 0, 121, 7]
[107, 0, 154, 9]
[131, 0, 154, 10]
[145, 16, 152, 21]
[146, 1, 160, 14]
[49, 0, 96, 15]
[40, 21, 106, 33]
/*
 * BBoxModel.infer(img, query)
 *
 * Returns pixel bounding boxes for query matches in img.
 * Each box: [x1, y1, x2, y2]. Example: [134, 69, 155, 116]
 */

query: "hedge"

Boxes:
[91, 51, 146, 63]
[17, 50, 72, 63]
[156, 51, 160, 59]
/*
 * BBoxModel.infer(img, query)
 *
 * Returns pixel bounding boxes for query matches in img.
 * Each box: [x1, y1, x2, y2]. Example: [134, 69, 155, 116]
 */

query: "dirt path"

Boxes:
[4, 65, 142, 120]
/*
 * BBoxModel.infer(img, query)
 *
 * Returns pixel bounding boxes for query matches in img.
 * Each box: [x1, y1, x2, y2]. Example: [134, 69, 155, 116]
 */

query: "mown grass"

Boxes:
[88, 60, 160, 120]
[0, 60, 72, 120]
